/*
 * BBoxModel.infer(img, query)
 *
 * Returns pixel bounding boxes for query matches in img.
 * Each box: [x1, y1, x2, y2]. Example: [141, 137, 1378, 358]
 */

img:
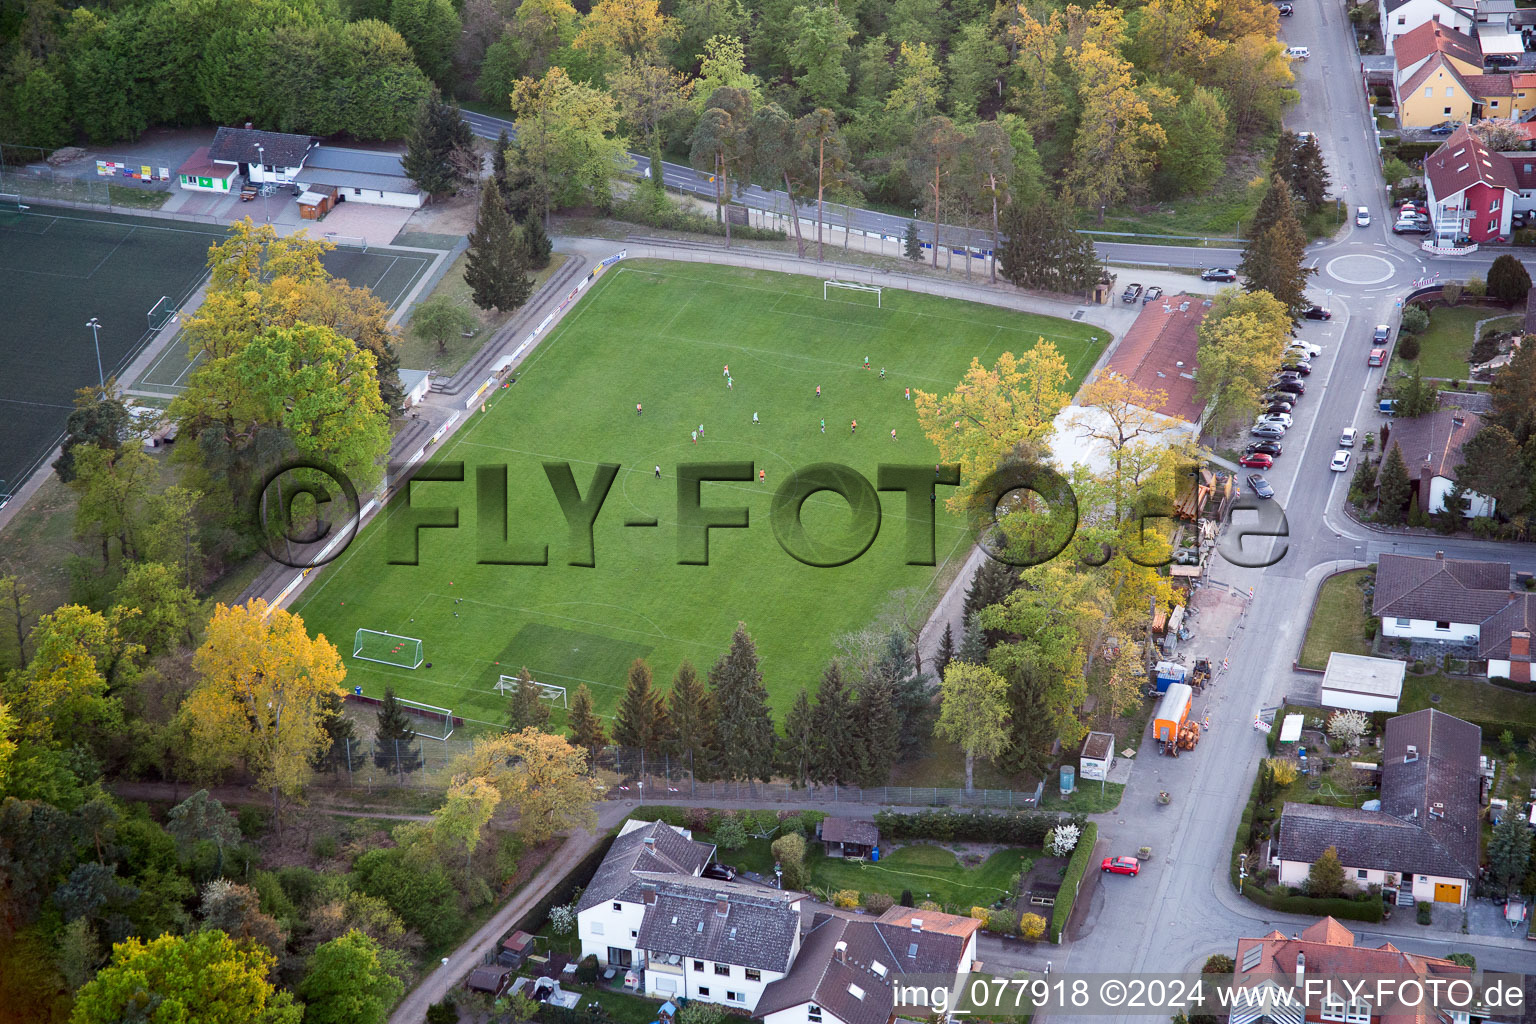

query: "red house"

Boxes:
[1424, 126, 1517, 242]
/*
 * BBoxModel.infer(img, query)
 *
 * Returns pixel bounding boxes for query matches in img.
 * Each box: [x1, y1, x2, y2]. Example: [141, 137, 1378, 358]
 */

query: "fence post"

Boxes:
[346, 738, 353, 786]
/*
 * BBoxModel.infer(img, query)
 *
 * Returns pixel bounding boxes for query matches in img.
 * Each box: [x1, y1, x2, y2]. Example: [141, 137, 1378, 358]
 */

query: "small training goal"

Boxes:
[824, 279, 882, 307]
[354, 629, 424, 669]
[397, 697, 456, 741]
[494, 675, 568, 708]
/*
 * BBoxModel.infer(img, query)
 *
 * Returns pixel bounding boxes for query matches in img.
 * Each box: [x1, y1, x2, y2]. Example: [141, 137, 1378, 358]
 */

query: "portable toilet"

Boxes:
[1152, 683, 1193, 744]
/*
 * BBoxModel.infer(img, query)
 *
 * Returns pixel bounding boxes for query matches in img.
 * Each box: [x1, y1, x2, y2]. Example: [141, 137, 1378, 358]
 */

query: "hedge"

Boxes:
[1241, 883, 1384, 922]
[1230, 770, 1267, 888]
[633, 806, 826, 838]
[1048, 821, 1097, 943]
[874, 809, 1084, 845]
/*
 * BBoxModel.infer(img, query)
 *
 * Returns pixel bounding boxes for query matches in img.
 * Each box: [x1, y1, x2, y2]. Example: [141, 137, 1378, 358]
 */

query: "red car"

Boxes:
[1238, 453, 1273, 469]
[1102, 856, 1140, 876]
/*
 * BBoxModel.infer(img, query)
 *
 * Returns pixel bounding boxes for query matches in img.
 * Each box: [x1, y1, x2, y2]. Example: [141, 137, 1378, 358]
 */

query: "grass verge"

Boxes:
[1394, 307, 1518, 380]
[1298, 568, 1375, 670]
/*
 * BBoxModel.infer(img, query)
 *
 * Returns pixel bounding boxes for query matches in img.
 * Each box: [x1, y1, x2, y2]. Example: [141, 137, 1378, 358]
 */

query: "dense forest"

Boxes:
[0, 0, 1295, 216]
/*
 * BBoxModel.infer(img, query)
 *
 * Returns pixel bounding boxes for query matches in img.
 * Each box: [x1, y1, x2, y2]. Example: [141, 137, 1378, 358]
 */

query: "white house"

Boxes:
[576, 820, 801, 1012]
[205, 126, 314, 186]
[297, 145, 426, 210]
[1381, 0, 1474, 56]
[1372, 551, 1511, 644]
[399, 369, 432, 409]
[1320, 653, 1405, 713]
[757, 908, 981, 1024]
[1275, 709, 1482, 907]
[175, 146, 232, 194]
[1479, 596, 1535, 682]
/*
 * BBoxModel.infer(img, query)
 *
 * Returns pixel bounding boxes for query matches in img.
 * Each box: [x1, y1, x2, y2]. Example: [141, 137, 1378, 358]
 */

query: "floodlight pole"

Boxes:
[256, 143, 269, 223]
[85, 318, 104, 395]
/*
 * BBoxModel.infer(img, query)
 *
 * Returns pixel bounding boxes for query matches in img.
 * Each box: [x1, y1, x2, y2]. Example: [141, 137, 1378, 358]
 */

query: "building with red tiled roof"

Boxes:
[1101, 295, 1207, 425]
[1393, 19, 1482, 81]
[1380, 0, 1473, 58]
[175, 146, 232, 194]
[1424, 128, 1518, 242]
[1231, 917, 1472, 1024]
[1397, 53, 1478, 127]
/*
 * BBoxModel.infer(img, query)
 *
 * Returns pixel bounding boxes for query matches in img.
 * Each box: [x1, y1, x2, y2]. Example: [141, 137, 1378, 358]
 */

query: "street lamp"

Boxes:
[255, 143, 269, 223]
[85, 317, 104, 393]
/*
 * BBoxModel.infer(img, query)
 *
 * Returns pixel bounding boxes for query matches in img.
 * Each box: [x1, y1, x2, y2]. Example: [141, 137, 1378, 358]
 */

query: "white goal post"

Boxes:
[824, 279, 882, 307]
[353, 629, 424, 669]
[397, 697, 456, 741]
[495, 675, 568, 708]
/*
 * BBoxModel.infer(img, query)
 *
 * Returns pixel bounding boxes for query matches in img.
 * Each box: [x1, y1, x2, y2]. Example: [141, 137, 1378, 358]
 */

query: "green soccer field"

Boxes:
[293, 260, 1103, 732]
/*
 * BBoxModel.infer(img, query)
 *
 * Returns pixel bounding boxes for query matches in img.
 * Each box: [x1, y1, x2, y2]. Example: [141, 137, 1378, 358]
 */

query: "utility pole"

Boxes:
[85, 317, 104, 394]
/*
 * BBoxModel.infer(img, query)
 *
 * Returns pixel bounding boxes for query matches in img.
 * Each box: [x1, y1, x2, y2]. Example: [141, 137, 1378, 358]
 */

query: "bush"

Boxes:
[1241, 883, 1385, 922]
[1464, 276, 1486, 298]
[1049, 821, 1098, 942]
[578, 954, 600, 985]
[712, 815, 749, 851]
[1398, 333, 1421, 360]
[771, 833, 807, 890]
[612, 188, 786, 242]
[352, 848, 464, 948]
[985, 907, 1018, 936]
[1400, 305, 1429, 334]
[426, 999, 457, 1024]
[861, 891, 894, 914]
[237, 806, 270, 838]
[900, 889, 914, 907]
[313, 835, 339, 859]
[1472, 330, 1501, 365]
[832, 890, 861, 909]
[1417, 902, 1433, 925]
[1019, 912, 1047, 940]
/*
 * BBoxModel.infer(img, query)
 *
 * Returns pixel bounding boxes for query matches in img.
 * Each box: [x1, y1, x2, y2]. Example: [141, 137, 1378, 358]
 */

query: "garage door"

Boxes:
[1434, 882, 1462, 904]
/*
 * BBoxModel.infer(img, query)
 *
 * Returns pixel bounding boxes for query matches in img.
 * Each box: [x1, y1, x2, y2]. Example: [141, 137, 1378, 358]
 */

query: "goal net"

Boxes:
[354, 629, 424, 669]
[495, 675, 568, 708]
[324, 232, 368, 252]
[397, 697, 456, 741]
[824, 279, 882, 307]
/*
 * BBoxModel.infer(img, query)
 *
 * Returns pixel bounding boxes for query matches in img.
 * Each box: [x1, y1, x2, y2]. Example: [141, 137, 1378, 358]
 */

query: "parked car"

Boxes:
[1287, 341, 1322, 358]
[1303, 306, 1332, 320]
[1239, 453, 1274, 469]
[1372, 324, 1391, 343]
[1265, 401, 1294, 415]
[1142, 285, 1164, 303]
[1255, 412, 1294, 428]
[1272, 379, 1305, 395]
[1123, 283, 1143, 303]
[1286, 45, 1310, 59]
[1340, 427, 1357, 447]
[1278, 3, 1294, 14]
[1355, 206, 1371, 227]
[1247, 473, 1275, 499]
[1486, 53, 1521, 67]
[1428, 121, 1461, 135]
[702, 863, 737, 881]
[1102, 856, 1141, 876]
[1394, 219, 1431, 234]
[1245, 440, 1283, 457]
[1280, 361, 1312, 376]
[1330, 450, 1352, 472]
[1368, 348, 1387, 366]
[1251, 423, 1287, 439]
[1201, 267, 1238, 281]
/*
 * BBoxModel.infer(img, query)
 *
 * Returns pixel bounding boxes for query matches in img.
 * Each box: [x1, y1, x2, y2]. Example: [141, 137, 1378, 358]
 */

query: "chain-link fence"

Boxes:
[311, 738, 1044, 809]
[1, 141, 176, 212]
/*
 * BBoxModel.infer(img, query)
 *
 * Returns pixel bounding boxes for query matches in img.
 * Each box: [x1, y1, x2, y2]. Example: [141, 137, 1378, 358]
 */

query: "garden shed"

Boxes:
[1320, 653, 1404, 713]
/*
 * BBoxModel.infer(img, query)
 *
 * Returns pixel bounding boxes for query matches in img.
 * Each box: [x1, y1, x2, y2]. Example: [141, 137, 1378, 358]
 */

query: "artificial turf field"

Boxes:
[293, 260, 1103, 731]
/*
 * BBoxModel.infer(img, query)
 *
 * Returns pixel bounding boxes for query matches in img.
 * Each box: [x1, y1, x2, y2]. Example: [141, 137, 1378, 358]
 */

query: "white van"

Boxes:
[1286, 46, 1310, 59]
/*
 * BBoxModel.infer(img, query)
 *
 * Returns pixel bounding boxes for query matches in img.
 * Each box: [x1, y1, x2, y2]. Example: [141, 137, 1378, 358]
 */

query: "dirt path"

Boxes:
[108, 780, 434, 821]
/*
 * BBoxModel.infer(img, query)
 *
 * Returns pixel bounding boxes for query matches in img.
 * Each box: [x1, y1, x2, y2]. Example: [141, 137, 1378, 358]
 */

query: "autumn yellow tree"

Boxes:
[573, 0, 675, 66]
[432, 775, 502, 884]
[1195, 288, 1291, 431]
[183, 600, 347, 831]
[449, 729, 600, 841]
[1067, 372, 1173, 518]
[206, 219, 333, 292]
[1004, 7, 1066, 139]
[1067, 40, 1166, 219]
[914, 345, 1073, 508]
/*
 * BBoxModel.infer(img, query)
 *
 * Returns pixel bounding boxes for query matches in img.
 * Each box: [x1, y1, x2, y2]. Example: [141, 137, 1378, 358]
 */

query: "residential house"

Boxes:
[576, 820, 802, 1011]
[1395, 20, 1483, 81]
[1050, 299, 1208, 474]
[1399, 53, 1479, 127]
[817, 819, 879, 859]
[205, 126, 314, 187]
[1470, 72, 1516, 119]
[1478, 594, 1536, 681]
[1376, 407, 1497, 515]
[1230, 917, 1471, 1024]
[1372, 551, 1511, 643]
[1275, 709, 1483, 907]
[756, 909, 981, 1024]
[1382, 0, 1475, 56]
[1471, 0, 1524, 54]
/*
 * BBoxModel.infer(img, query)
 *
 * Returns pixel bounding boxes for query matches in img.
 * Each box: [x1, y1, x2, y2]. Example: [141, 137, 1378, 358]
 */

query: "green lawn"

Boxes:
[1394, 308, 1518, 380]
[107, 184, 171, 209]
[1298, 569, 1375, 670]
[293, 260, 1101, 731]
[1401, 674, 1536, 730]
[811, 843, 1032, 908]
[395, 252, 570, 376]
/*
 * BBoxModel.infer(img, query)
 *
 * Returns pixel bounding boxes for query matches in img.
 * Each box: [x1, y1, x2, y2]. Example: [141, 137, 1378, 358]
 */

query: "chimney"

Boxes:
[1295, 952, 1305, 985]
[715, 895, 729, 918]
[834, 941, 847, 963]
[1513, 631, 1531, 658]
[245, 121, 253, 129]
[911, 919, 923, 933]
[1435, 551, 1444, 560]
[1405, 744, 1419, 763]
[642, 883, 657, 906]
[644, 836, 656, 848]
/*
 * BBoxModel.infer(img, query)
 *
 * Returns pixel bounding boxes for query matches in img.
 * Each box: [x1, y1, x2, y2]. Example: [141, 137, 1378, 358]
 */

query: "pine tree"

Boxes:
[964, 559, 1019, 621]
[779, 689, 816, 788]
[1398, 362, 1439, 418]
[520, 217, 553, 270]
[904, 221, 923, 261]
[374, 688, 420, 774]
[935, 623, 955, 681]
[1248, 172, 1294, 240]
[1376, 441, 1412, 524]
[708, 624, 776, 782]
[870, 629, 932, 757]
[997, 196, 1101, 293]
[1290, 137, 1331, 215]
[492, 127, 511, 190]
[1239, 176, 1314, 316]
[1306, 845, 1347, 897]
[808, 662, 859, 786]
[957, 613, 987, 664]
[402, 88, 475, 198]
[667, 661, 717, 778]
[1003, 665, 1054, 777]
[1488, 253, 1533, 304]
[1488, 811, 1533, 894]
[853, 674, 901, 787]
[567, 683, 607, 758]
[465, 180, 534, 313]
[505, 666, 552, 733]
[312, 690, 356, 774]
[613, 659, 661, 750]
